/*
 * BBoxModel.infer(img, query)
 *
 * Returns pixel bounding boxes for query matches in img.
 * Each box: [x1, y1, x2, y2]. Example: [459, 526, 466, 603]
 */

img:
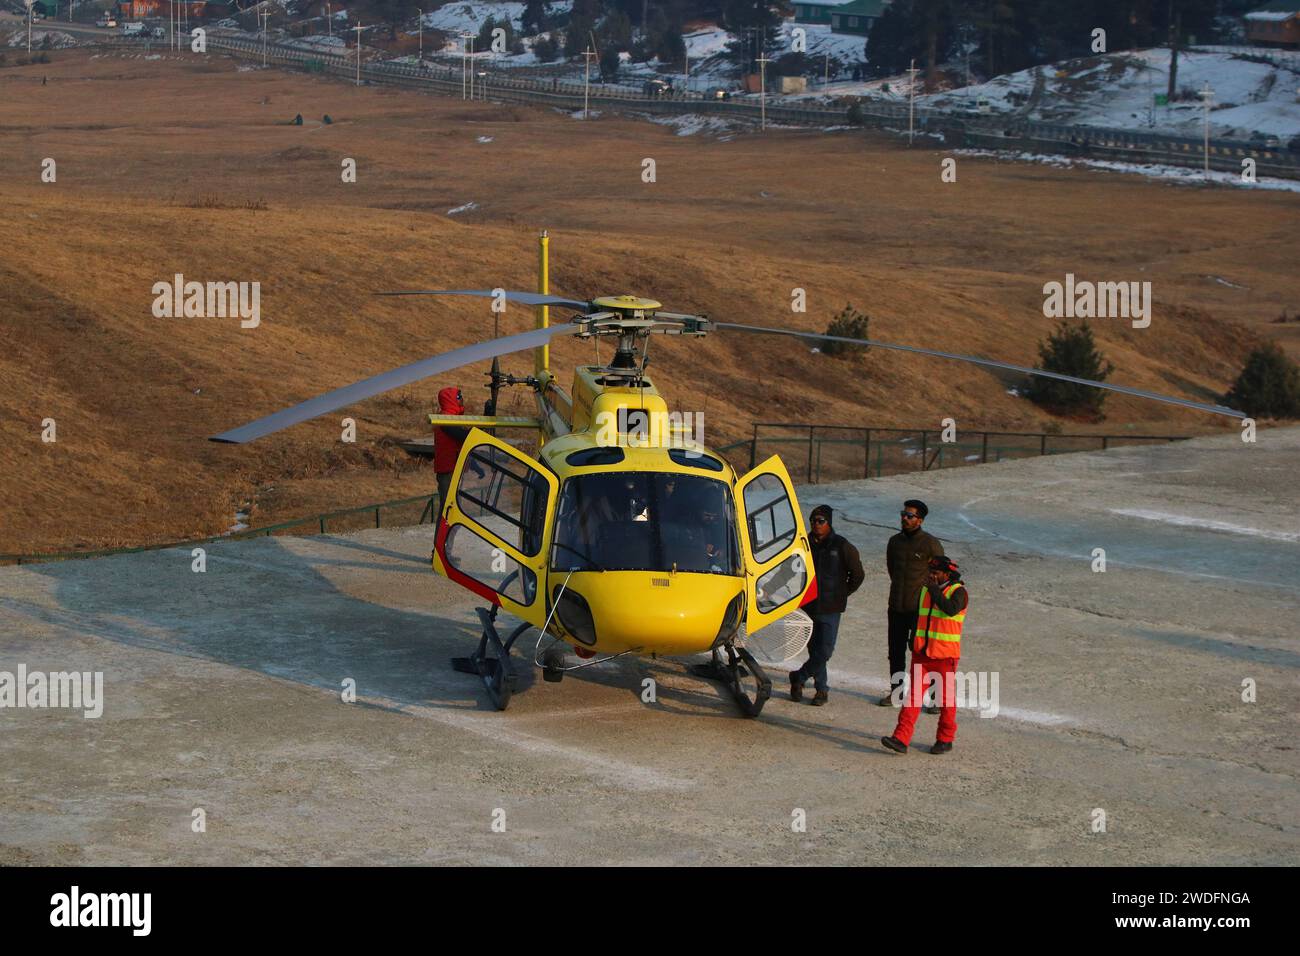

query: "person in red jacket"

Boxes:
[882, 555, 969, 755]
[433, 386, 472, 505]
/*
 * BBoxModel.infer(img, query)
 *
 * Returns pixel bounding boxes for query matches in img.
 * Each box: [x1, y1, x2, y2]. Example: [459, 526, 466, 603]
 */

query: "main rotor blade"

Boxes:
[210, 323, 579, 444]
[717, 322, 1246, 420]
[374, 289, 591, 310]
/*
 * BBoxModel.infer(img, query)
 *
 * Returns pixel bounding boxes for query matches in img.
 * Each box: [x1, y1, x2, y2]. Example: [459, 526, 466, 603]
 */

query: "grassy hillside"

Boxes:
[1, 49, 1295, 552]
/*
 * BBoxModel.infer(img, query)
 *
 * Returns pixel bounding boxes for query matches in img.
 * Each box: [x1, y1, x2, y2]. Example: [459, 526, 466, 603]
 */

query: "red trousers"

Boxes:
[892, 653, 958, 746]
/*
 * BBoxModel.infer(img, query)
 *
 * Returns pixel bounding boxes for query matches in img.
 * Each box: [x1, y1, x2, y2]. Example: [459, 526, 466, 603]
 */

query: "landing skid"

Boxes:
[688, 644, 772, 718]
[452, 607, 531, 710]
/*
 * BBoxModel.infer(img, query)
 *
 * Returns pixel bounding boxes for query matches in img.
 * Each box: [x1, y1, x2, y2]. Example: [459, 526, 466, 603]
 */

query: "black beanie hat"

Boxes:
[810, 505, 833, 525]
[904, 499, 929, 519]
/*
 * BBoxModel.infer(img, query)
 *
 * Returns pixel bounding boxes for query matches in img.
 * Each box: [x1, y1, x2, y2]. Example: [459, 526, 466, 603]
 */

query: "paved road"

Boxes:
[1, 428, 1296, 864]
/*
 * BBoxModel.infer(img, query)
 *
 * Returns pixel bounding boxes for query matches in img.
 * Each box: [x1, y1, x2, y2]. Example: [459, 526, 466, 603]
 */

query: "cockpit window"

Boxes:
[552, 472, 741, 575]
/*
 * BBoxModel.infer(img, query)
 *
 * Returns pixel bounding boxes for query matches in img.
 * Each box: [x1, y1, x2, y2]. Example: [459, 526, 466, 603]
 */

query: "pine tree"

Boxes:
[1225, 344, 1300, 419]
[1024, 321, 1115, 419]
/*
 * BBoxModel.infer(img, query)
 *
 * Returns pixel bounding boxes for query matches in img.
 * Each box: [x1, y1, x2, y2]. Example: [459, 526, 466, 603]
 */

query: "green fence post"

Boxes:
[1040, 434, 1048, 455]
[863, 429, 871, 478]
[981, 432, 989, 463]
[920, 431, 928, 471]
[806, 427, 814, 484]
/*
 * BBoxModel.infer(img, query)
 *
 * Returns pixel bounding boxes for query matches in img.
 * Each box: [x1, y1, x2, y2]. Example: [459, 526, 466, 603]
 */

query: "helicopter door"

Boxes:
[433, 428, 558, 629]
[734, 456, 815, 635]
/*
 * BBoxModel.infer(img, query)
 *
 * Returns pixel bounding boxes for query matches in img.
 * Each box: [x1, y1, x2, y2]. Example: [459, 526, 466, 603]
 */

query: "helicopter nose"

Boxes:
[559, 573, 743, 656]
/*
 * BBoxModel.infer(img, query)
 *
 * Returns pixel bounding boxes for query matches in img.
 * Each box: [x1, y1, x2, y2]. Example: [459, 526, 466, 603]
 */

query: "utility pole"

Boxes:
[1198, 83, 1214, 180]
[907, 58, 919, 146]
[459, 32, 470, 98]
[824, 51, 830, 87]
[582, 46, 596, 119]
[1166, 0, 1181, 103]
[757, 53, 771, 130]
[354, 21, 363, 85]
[260, 6, 270, 67]
[326, 1, 331, 39]
[25, 0, 32, 55]
[416, 7, 422, 67]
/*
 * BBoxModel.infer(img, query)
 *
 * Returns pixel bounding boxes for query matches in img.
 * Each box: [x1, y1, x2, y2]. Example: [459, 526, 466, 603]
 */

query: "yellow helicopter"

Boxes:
[212, 233, 1245, 717]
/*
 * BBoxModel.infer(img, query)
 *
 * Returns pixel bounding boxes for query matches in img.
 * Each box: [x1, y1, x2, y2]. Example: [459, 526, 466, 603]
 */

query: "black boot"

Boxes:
[789, 675, 803, 702]
[881, 735, 907, 754]
[811, 690, 828, 706]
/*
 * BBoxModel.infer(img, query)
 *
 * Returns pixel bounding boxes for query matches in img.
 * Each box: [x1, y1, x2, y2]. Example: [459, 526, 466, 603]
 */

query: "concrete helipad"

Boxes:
[1, 428, 1296, 865]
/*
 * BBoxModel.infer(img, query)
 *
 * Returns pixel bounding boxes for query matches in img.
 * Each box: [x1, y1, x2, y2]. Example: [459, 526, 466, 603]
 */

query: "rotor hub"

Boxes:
[590, 295, 662, 316]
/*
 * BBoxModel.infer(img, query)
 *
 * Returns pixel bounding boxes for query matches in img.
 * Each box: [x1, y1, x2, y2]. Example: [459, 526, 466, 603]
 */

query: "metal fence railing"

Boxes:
[0, 493, 440, 566]
[715, 424, 1189, 484]
[3, 422, 1191, 562]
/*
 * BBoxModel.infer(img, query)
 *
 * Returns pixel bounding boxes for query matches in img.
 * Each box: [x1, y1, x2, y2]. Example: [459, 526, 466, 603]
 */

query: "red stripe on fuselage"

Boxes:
[434, 516, 502, 606]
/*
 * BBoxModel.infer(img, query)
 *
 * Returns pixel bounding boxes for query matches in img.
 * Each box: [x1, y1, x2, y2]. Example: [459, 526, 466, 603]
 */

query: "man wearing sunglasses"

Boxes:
[880, 499, 943, 707]
[790, 505, 864, 706]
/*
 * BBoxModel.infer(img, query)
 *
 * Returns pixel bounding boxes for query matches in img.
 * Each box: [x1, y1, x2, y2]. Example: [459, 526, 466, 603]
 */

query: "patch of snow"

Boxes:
[476, 135, 494, 143]
[1109, 509, 1300, 543]
[1206, 274, 1247, 288]
[650, 112, 736, 136]
[924, 49, 1300, 142]
[421, 1, 571, 37]
[7, 28, 78, 48]
[956, 147, 1300, 192]
[447, 201, 479, 215]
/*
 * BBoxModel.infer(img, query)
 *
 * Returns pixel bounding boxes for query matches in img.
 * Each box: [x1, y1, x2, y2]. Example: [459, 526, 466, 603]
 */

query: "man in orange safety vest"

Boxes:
[882, 555, 968, 755]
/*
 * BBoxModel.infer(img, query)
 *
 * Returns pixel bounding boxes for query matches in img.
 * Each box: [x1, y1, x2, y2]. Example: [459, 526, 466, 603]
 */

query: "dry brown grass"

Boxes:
[1, 49, 1297, 553]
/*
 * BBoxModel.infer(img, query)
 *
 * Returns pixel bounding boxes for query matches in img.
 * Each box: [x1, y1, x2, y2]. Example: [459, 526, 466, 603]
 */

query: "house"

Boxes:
[793, 0, 853, 25]
[1245, 2, 1300, 48]
[829, 0, 890, 37]
[114, 0, 210, 21]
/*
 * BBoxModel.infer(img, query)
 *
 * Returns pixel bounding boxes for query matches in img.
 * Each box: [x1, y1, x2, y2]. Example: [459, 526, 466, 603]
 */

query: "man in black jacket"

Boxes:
[790, 505, 865, 706]
[880, 499, 943, 706]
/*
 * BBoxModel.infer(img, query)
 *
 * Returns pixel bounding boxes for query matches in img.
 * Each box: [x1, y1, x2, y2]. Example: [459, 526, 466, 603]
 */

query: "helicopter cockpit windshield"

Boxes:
[552, 472, 742, 575]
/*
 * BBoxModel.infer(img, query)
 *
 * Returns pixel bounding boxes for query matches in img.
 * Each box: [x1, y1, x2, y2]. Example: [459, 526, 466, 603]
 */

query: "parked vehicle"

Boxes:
[121, 21, 145, 36]
[150, 26, 165, 39]
[642, 78, 672, 98]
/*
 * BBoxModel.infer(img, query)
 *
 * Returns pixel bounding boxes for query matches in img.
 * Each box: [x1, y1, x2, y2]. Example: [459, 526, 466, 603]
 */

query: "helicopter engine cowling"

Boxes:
[550, 572, 745, 657]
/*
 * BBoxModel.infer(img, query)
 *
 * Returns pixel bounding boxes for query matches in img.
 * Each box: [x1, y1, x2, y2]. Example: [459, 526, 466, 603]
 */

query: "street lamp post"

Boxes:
[25, 0, 33, 55]
[460, 33, 470, 98]
[326, 1, 331, 39]
[1198, 83, 1214, 180]
[907, 58, 920, 146]
[416, 8, 422, 67]
[757, 54, 770, 130]
[582, 46, 596, 119]
[354, 22, 363, 85]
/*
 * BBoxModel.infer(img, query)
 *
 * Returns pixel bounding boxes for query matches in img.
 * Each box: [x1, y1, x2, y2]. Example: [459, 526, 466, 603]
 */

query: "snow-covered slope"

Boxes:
[923, 49, 1300, 142]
